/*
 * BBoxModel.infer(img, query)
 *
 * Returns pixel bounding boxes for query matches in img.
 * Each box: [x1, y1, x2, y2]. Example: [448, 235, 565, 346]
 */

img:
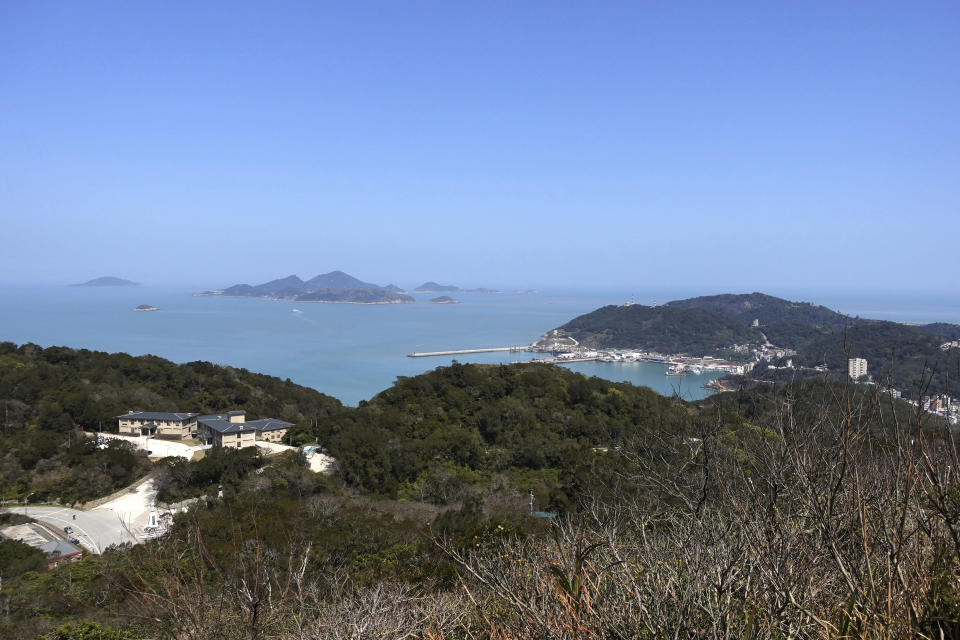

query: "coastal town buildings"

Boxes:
[848, 358, 868, 380]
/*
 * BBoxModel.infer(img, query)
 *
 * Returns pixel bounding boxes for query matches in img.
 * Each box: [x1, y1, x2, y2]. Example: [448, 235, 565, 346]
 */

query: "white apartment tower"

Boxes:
[848, 357, 868, 379]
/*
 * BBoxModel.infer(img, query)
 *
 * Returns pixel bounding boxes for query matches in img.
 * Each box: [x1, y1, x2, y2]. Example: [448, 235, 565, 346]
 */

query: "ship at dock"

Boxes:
[666, 364, 703, 376]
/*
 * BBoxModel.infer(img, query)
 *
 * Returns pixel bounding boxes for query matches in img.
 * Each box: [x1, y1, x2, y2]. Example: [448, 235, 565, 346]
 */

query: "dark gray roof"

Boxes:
[117, 411, 199, 421]
[198, 415, 258, 434]
[245, 418, 294, 432]
[198, 414, 292, 434]
[41, 539, 81, 556]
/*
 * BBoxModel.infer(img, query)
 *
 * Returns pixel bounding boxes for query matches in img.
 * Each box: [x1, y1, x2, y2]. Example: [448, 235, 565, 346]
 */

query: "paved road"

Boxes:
[6, 505, 137, 553]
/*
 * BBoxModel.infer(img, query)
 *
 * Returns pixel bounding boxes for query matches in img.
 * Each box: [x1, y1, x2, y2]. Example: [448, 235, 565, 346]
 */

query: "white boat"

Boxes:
[665, 364, 687, 376]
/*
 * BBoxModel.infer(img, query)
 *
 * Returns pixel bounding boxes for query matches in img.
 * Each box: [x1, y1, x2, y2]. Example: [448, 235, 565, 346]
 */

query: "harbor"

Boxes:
[408, 342, 749, 380]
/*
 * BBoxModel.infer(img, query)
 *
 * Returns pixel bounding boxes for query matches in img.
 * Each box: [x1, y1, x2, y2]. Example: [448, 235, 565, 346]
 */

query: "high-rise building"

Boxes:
[848, 357, 868, 379]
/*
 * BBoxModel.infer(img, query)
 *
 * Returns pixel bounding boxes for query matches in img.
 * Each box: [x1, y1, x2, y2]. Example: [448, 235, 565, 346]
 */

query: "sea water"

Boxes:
[1, 285, 957, 406]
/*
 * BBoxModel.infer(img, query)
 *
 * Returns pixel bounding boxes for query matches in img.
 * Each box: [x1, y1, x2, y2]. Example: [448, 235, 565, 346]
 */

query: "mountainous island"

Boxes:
[429, 296, 458, 304]
[544, 292, 960, 397]
[71, 276, 139, 287]
[412, 281, 500, 294]
[197, 271, 415, 304]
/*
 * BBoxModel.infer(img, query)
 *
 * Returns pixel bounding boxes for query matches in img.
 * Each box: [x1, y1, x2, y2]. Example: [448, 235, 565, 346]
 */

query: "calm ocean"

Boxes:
[1, 285, 957, 406]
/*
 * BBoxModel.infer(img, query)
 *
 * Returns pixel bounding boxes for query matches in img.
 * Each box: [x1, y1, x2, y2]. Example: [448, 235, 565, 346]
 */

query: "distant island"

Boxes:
[412, 281, 500, 294]
[197, 271, 415, 305]
[510, 289, 538, 295]
[133, 304, 158, 312]
[429, 296, 458, 304]
[71, 276, 139, 287]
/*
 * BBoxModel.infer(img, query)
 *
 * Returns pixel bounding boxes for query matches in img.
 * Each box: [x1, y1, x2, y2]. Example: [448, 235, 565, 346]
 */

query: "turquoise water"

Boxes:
[1, 285, 957, 406]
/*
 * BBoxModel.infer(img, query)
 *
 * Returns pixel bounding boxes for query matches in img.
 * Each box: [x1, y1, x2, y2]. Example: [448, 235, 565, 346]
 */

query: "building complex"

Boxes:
[116, 409, 293, 449]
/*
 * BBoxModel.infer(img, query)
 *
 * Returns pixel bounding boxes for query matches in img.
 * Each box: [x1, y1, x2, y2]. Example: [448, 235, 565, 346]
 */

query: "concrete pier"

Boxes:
[408, 346, 532, 357]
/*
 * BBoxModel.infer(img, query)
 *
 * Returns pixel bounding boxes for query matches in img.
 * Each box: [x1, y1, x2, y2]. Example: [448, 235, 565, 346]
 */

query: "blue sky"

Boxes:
[1, 1, 958, 292]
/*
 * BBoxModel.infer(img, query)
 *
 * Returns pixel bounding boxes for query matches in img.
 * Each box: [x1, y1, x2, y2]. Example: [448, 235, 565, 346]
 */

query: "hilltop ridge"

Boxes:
[412, 281, 499, 294]
[71, 276, 139, 287]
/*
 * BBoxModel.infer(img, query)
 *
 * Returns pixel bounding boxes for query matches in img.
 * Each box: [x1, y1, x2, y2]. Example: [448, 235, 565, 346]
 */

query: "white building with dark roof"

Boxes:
[197, 410, 294, 449]
[117, 411, 199, 439]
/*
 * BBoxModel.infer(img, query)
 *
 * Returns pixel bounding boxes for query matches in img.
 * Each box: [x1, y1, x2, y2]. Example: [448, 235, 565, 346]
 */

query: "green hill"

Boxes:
[308, 361, 691, 506]
[556, 304, 761, 356]
[0, 342, 342, 504]
[665, 292, 844, 328]
[662, 293, 960, 394]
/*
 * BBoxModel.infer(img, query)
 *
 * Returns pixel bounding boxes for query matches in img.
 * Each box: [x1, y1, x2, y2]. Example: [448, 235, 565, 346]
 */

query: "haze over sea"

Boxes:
[2, 285, 959, 407]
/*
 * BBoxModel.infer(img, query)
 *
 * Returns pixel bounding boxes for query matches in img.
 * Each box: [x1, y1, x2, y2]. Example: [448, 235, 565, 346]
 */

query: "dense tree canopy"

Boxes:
[558, 304, 760, 355]
[0, 342, 342, 504]
[0, 342, 342, 432]
[302, 362, 697, 507]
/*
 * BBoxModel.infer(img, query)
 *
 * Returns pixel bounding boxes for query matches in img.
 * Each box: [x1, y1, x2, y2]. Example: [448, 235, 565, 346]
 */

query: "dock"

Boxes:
[517, 356, 600, 364]
[408, 346, 532, 357]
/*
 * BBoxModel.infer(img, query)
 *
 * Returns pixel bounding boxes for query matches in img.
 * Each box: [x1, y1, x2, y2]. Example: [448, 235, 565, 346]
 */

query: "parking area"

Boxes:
[5, 505, 137, 553]
[96, 432, 209, 459]
[5, 478, 175, 554]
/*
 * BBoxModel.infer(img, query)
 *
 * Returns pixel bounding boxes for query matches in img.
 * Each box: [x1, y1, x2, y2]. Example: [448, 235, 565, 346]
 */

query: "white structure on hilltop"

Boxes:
[848, 357, 868, 380]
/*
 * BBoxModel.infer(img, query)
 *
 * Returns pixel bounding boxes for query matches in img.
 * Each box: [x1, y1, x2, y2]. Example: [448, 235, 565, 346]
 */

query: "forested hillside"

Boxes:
[2, 368, 956, 639]
[0, 342, 342, 430]
[665, 293, 960, 376]
[0, 342, 342, 504]
[557, 304, 760, 355]
[302, 362, 692, 509]
[666, 292, 845, 327]
[556, 293, 960, 397]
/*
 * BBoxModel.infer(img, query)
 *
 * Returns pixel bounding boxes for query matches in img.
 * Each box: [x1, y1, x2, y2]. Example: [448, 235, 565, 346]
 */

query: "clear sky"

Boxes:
[1, 1, 958, 292]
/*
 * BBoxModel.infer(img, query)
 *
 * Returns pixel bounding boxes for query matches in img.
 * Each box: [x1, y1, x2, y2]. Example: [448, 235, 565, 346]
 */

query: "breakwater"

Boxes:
[408, 346, 533, 358]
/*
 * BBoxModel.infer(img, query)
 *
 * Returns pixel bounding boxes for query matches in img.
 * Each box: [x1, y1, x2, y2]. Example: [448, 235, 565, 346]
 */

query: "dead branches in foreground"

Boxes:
[123, 382, 960, 639]
[441, 383, 960, 639]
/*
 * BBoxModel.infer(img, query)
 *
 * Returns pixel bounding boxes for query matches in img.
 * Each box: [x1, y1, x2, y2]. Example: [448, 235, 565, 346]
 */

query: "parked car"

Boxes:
[63, 526, 73, 534]
[69, 537, 80, 545]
